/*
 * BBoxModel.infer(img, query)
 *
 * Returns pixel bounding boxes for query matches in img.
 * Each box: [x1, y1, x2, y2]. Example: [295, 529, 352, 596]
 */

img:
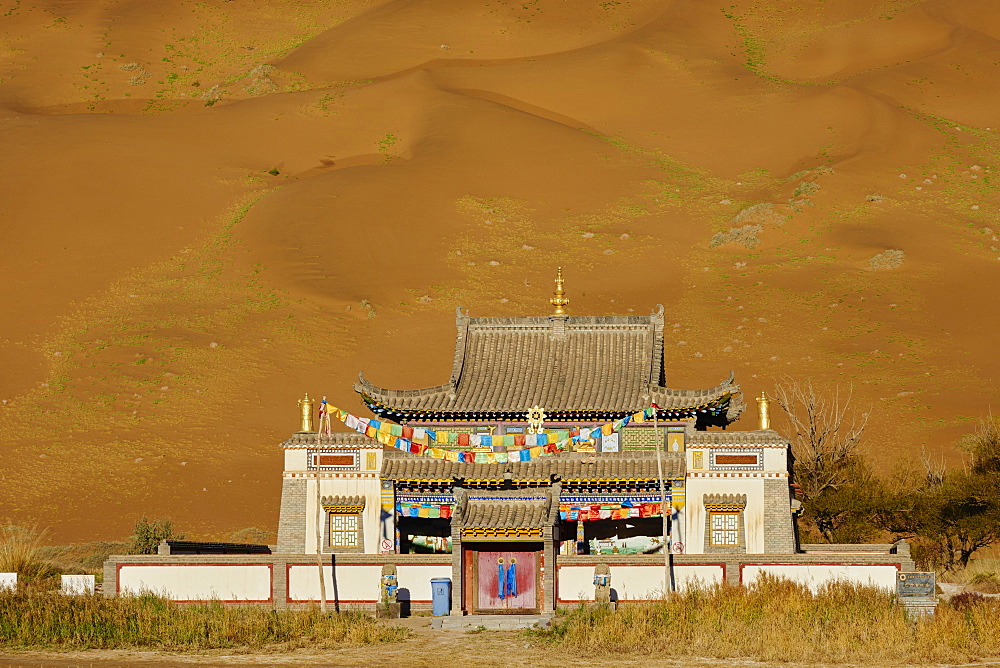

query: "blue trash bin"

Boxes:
[430, 578, 451, 616]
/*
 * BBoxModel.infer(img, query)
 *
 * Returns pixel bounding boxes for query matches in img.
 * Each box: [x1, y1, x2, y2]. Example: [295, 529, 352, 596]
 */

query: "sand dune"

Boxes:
[0, 0, 998, 541]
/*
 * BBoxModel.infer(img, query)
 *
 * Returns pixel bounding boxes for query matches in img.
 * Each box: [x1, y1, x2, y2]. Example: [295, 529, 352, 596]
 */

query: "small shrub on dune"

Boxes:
[869, 248, 904, 270]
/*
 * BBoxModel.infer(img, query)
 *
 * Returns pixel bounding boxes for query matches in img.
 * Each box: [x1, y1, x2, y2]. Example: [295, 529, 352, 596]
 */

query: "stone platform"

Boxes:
[433, 614, 554, 631]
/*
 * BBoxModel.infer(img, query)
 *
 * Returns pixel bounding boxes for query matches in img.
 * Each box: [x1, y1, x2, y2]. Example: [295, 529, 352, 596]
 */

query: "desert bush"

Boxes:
[0, 591, 408, 649]
[866, 193, 885, 202]
[202, 84, 224, 106]
[0, 526, 60, 588]
[243, 64, 278, 95]
[709, 224, 762, 249]
[731, 202, 786, 226]
[869, 249, 905, 270]
[793, 181, 820, 197]
[128, 518, 182, 555]
[950, 591, 987, 612]
[535, 576, 1000, 664]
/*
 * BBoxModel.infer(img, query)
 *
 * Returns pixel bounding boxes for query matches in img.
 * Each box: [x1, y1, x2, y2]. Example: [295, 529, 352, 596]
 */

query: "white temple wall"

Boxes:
[685, 477, 765, 554]
[303, 477, 381, 554]
[118, 565, 272, 601]
[557, 564, 725, 601]
[742, 564, 899, 592]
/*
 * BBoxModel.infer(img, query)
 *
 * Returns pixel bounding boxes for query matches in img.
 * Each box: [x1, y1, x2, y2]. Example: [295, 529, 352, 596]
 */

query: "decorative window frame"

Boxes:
[307, 448, 360, 471]
[323, 500, 365, 553]
[702, 494, 747, 554]
[709, 448, 764, 471]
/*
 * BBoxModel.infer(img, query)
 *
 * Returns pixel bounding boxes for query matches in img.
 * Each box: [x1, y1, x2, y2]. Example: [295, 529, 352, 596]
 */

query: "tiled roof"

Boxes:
[320, 495, 366, 508]
[458, 498, 550, 529]
[380, 451, 685, 481]
[355, 308, 742, 420]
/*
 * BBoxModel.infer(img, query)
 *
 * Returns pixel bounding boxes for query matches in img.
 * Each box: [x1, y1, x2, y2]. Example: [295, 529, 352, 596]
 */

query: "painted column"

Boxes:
[379, 480, 396, 554]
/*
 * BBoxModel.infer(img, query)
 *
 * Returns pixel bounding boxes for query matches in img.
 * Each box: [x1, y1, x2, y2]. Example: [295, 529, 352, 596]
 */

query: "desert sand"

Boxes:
[1, 0, 999, 542]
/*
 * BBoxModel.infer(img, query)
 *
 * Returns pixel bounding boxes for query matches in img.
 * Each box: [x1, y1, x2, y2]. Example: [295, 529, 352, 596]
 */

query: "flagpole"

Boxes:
[652, 403, 671, 594]
[316, 397, 328, 614]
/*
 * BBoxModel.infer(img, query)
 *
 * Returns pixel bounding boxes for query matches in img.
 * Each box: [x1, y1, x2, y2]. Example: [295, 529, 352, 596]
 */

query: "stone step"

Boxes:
[433, 614, 554, 631]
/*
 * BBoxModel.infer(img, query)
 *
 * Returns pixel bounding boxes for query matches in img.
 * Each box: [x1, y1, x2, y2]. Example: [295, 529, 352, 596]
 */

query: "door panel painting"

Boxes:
[475, 550, 537, 612]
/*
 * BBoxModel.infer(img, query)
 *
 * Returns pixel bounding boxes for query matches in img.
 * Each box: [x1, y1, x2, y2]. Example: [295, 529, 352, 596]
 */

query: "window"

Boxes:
[710, 512, 739, 546]
[329, 513, 360, 547]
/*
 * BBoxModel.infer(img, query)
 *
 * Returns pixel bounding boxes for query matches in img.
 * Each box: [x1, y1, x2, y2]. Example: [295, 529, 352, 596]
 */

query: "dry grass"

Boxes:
[0, 591, 409, 650]
[534, 576, 1000, 665]
[0, 526, 60, 588]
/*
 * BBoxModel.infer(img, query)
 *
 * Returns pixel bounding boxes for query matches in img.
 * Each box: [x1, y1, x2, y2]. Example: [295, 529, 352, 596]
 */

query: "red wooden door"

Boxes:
[475, 550, 537, 612]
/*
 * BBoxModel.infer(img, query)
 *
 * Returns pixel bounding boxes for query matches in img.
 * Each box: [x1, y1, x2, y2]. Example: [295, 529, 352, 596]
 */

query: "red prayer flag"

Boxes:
[402, 425, 414, 440]
[514, 434, 525, 447]
[458, 433, 470, 447]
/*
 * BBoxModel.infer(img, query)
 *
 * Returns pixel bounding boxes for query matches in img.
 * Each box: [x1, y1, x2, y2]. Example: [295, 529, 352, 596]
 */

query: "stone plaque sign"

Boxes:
[896, 571, 935, 598]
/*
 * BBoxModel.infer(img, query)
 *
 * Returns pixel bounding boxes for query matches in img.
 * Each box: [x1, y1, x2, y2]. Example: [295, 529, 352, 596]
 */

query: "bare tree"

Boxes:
[773, 377, 869, 502]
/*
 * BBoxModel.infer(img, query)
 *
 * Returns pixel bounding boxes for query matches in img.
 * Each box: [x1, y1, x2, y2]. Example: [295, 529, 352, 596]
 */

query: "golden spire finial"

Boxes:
[549, 267, 569, 315]
[297, 393, 314, 432]
[756, 391, 770, 430]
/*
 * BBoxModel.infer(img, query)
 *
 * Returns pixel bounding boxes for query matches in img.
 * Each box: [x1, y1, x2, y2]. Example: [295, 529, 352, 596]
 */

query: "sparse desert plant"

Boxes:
[866, 193, 885, 202]
[731, 202, 786, 226]
[360, 299, 377, 319]
[793, 181, 820, 197]
[202, 84, 224, 106]
[709, 224, 762, 249]
[243, 64, 278, 95]
[869, 249, 905, 270]
[127, 517, 182, 555]
[0, 525, 60, 588]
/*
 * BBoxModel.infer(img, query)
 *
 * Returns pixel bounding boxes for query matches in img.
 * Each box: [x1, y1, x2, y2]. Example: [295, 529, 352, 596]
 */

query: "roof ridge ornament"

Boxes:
[549, 267, 569, 315]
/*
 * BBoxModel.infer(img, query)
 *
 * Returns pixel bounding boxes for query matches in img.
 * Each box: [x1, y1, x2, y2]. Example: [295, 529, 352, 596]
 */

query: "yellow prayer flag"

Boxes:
[436, 431, 449, 444]
[529, 446, 542, 459]
[429, 448, 445, 459]
[444, 450, 459, 462]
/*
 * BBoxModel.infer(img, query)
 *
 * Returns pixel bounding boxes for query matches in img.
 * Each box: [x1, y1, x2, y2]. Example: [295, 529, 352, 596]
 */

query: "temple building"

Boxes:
[105, 272, 912, 612]
[274, 271, 799, 613]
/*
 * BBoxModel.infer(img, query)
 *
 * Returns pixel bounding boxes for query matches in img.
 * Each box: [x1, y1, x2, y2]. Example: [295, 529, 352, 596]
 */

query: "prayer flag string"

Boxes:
[324, 405, 657, 463]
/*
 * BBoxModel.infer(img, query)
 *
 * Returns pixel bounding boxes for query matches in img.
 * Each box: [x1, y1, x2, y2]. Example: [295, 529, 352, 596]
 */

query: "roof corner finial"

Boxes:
[756, 391, 770, 430]
[549, 267, 569, 315]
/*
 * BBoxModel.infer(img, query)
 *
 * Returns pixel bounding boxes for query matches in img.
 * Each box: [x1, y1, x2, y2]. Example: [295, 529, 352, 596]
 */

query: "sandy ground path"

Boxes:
[3, 620, 1000, 668]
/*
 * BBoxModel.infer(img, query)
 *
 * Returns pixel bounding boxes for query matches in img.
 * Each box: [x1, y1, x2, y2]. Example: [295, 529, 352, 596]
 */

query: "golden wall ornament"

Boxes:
[756, 391, 770, 430]
[526, 405, 546, 434]
[549, 267, 569, 315]
[297, 393, 314, 432]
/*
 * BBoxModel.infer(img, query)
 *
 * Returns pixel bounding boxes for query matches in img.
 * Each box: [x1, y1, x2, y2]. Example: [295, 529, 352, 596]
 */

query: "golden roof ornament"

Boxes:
[549, 267, 569, 315]
[756, 391, 770, 430]
[297, 392, 314, 432]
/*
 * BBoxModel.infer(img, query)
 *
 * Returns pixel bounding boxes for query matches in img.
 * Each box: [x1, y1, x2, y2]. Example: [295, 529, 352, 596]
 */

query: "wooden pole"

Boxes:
[652, 405, 671, 593]
[315, 425, 328, 613]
